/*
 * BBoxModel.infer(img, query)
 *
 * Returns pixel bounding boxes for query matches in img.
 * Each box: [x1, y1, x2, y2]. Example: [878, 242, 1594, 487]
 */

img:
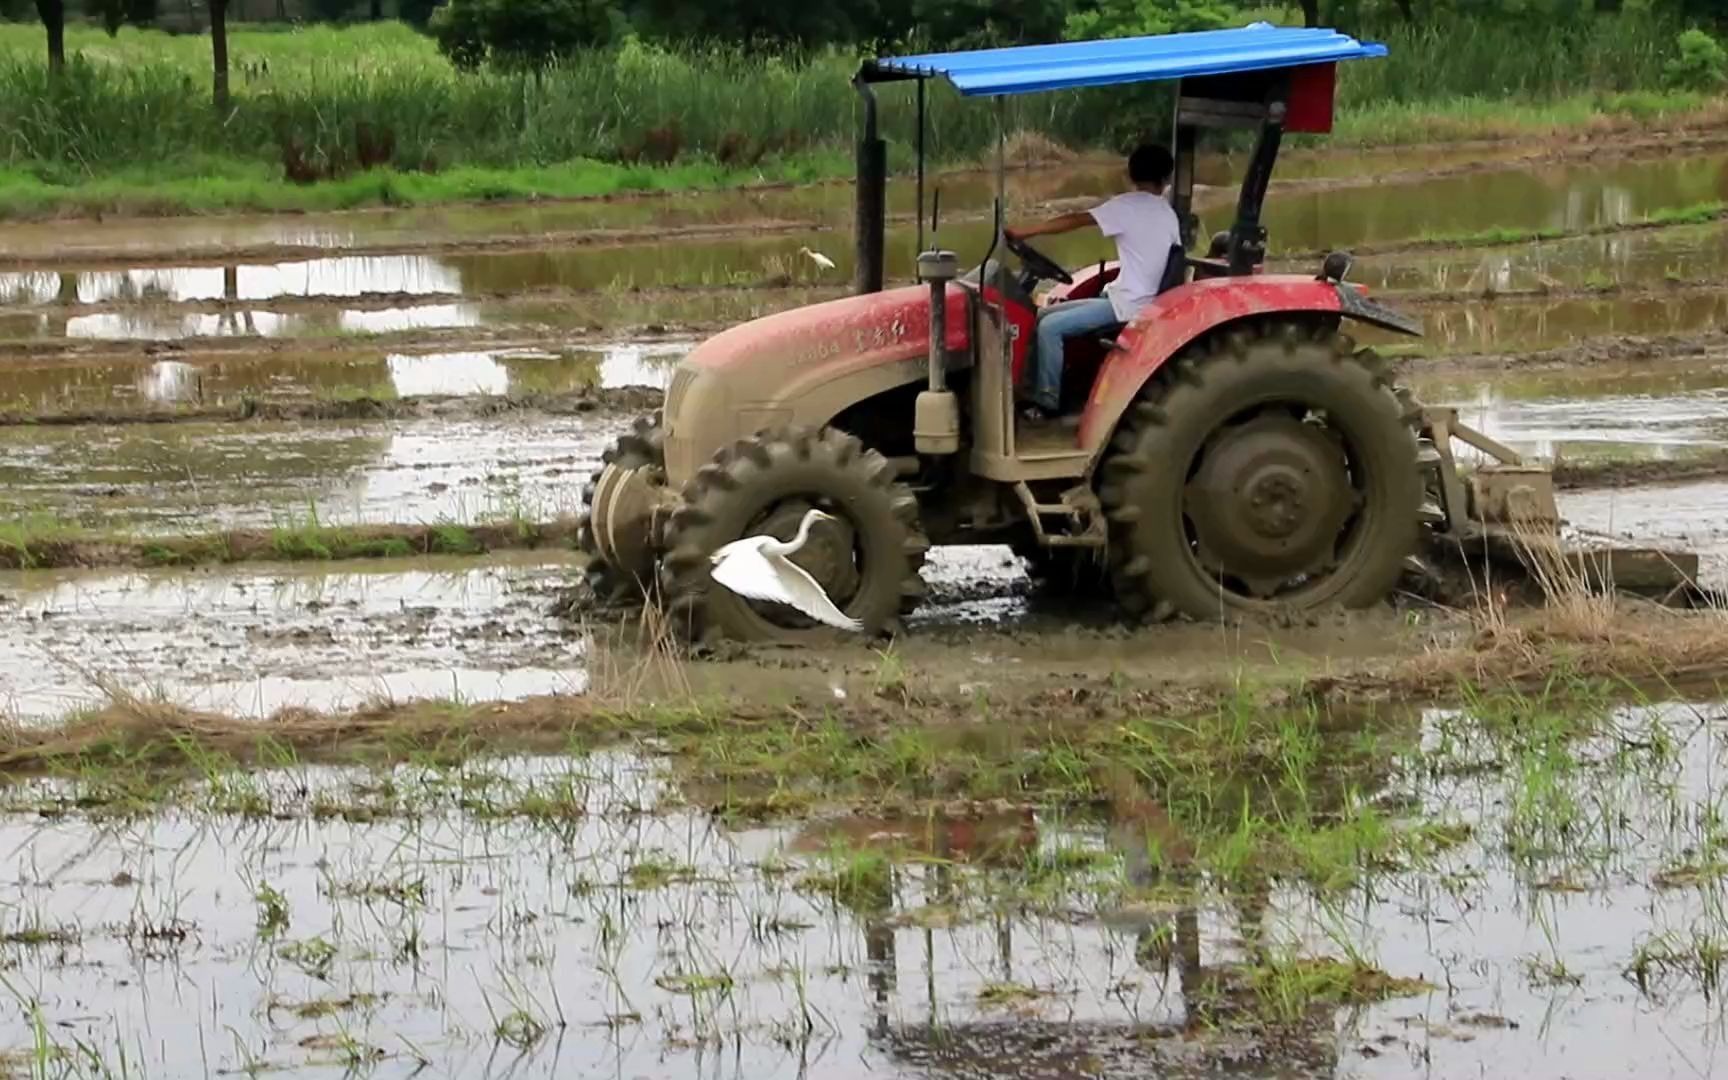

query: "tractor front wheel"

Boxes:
[576, 413, 667, 608]
[1100, 324, 1419, 622]
[660, 427, 929, 642]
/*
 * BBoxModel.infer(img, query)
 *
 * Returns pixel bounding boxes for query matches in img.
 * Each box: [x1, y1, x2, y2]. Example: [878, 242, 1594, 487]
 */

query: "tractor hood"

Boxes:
[661, 284, 971, 484]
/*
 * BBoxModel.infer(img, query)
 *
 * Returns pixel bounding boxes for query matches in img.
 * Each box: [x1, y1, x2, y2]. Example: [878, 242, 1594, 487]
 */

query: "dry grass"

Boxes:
[1401, 520, 1723, 692]
[1000, 131, 1078, 168]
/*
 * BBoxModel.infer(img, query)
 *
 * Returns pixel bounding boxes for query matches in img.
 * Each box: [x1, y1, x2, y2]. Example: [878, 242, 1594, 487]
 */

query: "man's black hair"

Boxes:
[1128, 144, 1175, 186]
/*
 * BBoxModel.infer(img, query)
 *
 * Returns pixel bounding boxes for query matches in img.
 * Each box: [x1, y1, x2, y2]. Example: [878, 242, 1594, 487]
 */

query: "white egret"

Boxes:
[799, 246, 837, 272]
[709, 508, 862, 631]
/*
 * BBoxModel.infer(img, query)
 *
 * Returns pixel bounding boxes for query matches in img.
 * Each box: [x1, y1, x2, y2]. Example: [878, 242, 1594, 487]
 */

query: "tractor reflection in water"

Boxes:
[789, 807, 1306, 1078]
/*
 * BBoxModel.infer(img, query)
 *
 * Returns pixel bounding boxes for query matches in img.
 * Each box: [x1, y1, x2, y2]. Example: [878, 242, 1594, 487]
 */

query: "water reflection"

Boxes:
[0, 256, 462, 305]
[136, 359, 203, 403]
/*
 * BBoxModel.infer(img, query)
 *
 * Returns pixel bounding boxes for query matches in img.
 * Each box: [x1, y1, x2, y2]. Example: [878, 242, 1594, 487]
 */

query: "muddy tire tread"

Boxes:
[1100, 323, 1421, 622]
[660, 425, 929, 642]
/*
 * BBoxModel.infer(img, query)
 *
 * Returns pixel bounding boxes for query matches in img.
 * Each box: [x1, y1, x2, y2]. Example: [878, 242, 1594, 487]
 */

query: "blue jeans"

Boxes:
[1031, 298, 1118, 412]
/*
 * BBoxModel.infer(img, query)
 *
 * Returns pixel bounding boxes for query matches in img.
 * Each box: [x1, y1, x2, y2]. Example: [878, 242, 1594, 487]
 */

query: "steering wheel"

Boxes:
[1005, 233, 1073, 285]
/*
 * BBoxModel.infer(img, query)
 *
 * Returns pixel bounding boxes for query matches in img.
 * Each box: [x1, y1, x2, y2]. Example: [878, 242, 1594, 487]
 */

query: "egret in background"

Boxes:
[799, 246, 837, 272]
[709, 508, 862, 631]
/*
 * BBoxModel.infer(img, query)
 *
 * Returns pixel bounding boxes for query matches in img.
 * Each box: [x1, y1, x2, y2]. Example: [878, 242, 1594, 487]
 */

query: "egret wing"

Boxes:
[710, 544, 796, 606]
[763, 552, 863, 631]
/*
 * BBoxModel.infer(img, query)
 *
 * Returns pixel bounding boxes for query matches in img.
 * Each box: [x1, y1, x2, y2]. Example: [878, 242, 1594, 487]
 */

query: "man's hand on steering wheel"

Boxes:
[1004, 230, 1074, 285]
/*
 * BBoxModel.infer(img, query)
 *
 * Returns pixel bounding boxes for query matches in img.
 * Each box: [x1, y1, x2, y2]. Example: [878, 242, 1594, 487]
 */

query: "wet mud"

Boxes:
[0, 410, 631, 532]
[0, 553, 585, 720]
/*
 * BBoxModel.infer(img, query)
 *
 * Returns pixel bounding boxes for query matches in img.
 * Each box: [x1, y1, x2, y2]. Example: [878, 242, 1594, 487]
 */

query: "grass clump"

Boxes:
[797, 843, 894, 911]
[278, 936, 339, 979]
[623, 851, 698, 890]
[1247, 955, 1431, 1025]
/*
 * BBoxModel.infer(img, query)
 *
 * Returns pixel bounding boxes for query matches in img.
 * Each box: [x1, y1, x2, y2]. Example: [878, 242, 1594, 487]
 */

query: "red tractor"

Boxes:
[579, 25, 1588, 641]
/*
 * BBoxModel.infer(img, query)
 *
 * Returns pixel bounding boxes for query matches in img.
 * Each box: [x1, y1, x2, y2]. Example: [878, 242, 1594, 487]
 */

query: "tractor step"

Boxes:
[1013, 482, 1107, 549]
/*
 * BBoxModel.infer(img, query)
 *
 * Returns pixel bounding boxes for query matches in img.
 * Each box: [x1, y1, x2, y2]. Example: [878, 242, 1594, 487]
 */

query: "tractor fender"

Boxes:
[662, 284, 970, 485]
[1075, 275, 1419, 463]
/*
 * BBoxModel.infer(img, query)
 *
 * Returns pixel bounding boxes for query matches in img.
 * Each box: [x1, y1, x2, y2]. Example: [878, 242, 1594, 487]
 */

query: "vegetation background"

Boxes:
[0, 0, 1725, 215]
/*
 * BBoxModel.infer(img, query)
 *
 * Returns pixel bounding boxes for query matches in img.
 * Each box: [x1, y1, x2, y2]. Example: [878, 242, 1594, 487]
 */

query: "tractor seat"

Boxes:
[1098, 243, 1189, 350]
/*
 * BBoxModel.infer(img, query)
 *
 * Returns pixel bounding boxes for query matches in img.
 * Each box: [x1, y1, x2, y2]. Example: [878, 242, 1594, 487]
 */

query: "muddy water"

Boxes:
[1351, 218, 1728, 293]
[1365, 286, 1728, 353]
[2, 151, 1721, 314]
[1411, 366, 1728, 464]
[1565, 481, 1728, 585]
[0, 547, 1032, 719]
[0, 554, 584, 720]
[3, 342, 688, 412]
[2, 698, 1725, 1078]
[0, 411, 631, 530]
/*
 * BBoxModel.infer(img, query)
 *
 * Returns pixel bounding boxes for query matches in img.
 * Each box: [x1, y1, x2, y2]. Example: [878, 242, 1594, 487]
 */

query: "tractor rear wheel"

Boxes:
[1100, 324, 1419, 622]
[660, 427, 929, 642]
[576, 413, 666, 608]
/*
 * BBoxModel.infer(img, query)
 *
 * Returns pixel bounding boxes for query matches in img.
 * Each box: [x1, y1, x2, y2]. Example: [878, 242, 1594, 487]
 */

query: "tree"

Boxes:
[910, 0, 1066, 49]
[36, 0, 65, 73]
[431, 0, 617, 68]
[86, 0, 126, 34]
[211, 0, 229, 110]
[1063, 0, 1232, 41]
[630, 0, 865, 45]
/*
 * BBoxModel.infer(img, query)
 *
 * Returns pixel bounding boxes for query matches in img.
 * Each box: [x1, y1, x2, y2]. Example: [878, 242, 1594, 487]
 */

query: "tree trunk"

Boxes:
[211, 0, 229, 111]
[36, 0, 65, 74]
[1393, 0, 1414, 20]
[1299, 0, 1319, 26]
[369, 0, 381, 18]
[1594, 0, 1620, 12]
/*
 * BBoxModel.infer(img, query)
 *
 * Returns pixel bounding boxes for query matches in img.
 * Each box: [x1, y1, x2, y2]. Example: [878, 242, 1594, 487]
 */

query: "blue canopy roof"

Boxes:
[868, 25, 1386, 96]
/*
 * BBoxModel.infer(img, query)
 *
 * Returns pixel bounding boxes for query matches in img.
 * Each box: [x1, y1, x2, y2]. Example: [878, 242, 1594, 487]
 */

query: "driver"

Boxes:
[1005, 143, 1178, 422]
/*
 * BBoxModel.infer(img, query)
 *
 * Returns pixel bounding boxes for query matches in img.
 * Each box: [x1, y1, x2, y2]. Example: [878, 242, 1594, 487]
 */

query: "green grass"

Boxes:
[0, 15, 1715, 218]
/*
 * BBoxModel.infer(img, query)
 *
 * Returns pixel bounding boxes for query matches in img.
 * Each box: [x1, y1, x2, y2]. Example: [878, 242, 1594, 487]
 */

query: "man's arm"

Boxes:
[1005, 210, 1097, 242]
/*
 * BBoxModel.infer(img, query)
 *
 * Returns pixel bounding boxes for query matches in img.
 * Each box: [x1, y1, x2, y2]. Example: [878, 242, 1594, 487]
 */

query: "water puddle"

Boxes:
[0, 554, 583, 720]
[0, 257, 464, 306]
[1362, 287, 1728, 354]
[1271, 149, 1728, 254]
[1, 696, 1724, 1077]
[1565, 481, 1728, 585]
[1413, 369, 1728, 463]
[0, 412, 632, 530]
[3, 341, 688, 413]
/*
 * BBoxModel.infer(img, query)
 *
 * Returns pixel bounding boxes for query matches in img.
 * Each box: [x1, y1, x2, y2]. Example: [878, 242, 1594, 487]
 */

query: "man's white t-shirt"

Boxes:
[1089, 191, 1181, 324]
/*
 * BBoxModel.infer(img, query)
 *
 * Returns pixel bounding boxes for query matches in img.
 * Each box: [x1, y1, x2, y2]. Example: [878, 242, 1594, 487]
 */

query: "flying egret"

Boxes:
[709, 508, 862, 631]
[799, 246, 837, 272]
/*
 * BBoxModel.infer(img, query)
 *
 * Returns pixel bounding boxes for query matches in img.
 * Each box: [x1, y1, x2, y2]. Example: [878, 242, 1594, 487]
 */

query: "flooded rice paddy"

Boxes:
[4, 695, 1728, 1078]
[5, 136, 1728, 1078]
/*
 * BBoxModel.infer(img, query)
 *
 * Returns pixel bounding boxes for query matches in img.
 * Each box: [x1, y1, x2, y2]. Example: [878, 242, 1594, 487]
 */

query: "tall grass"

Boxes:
[0, 12, 1709, 198]
[1340, 12, 1678, 106]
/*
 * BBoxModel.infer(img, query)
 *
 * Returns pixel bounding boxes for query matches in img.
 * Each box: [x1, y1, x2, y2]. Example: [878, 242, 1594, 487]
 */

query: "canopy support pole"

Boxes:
[853, 75, 886, 295]
[915, 78, 927, 258]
